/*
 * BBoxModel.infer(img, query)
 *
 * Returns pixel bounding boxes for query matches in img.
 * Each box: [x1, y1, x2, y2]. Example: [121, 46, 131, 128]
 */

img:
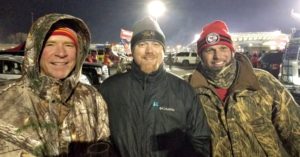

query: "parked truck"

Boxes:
[280, 29, 300, 94]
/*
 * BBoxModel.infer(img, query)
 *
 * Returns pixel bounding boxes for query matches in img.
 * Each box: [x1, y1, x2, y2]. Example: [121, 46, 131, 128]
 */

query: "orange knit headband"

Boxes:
[51, 27, 78, 46]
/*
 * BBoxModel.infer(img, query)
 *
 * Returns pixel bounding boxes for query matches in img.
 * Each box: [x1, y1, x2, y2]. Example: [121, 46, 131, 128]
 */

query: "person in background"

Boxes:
[86, 49, 98, 63]
[188, 20, 300, 157]
[0, 13, 110, 156]
[103, 48, 113, 76]
[250, 52, 259, 68]
[99, 17, 211, 157]
[104, 48, 113, 65]
[167, 52, 173, 69]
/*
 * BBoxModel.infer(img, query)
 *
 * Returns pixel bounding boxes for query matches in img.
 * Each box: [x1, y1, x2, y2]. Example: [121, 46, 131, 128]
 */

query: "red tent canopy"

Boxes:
[5, 42, 25, 52]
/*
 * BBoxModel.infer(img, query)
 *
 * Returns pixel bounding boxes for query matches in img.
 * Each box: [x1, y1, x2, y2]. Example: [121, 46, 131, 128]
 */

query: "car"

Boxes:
[257, 52, 283, 78]
[173, 51, 199, 66]
[0, 54, 105, 87]
[0, 55, 23, 82]
[82, 62, 109, 86]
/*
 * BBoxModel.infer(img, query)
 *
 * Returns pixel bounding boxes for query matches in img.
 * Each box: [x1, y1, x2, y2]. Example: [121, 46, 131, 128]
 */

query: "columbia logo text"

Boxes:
[159, 107, 175, 112]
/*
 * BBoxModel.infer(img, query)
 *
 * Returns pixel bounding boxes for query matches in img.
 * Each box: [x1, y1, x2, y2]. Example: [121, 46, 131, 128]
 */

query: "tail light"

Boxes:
[271, 64, 280, 70]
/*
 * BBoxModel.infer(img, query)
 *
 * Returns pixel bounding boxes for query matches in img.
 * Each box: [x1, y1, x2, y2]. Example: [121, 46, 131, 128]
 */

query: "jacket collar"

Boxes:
[190, 53, 260, 92]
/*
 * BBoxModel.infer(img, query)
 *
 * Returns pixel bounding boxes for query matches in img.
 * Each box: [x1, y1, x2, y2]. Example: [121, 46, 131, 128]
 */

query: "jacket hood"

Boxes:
[23, 13, 90, 102]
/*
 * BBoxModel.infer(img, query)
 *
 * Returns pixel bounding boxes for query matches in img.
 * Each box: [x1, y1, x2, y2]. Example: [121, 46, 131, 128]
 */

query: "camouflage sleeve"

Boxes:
[263, 73, 300, 156]
[95, 92, 110, 141]
[0, 120, 42, 155]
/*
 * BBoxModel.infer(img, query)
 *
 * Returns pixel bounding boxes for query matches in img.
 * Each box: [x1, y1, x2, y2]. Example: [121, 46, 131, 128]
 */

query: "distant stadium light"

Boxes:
[147, 1, 166, 21]
[190, 34, 200, 44]
[291, 9, 300, 20]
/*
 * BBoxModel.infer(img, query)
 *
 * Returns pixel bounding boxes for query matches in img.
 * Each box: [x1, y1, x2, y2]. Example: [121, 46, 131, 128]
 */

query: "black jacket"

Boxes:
[99, 62, 211, 157]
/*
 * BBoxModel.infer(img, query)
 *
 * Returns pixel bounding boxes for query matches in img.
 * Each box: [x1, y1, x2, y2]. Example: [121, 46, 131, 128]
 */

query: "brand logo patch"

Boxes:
[152, 101, 159, 107]
[206, 33, 220, 45]
[142, 30, 155, 38]
[159, 107, 175, 112]
[152, 101, 175, 112]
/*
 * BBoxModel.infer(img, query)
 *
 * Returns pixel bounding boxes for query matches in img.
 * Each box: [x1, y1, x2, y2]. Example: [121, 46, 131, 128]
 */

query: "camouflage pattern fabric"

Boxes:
[197, 58, 237, 88]
[189, 53, 300, 157]
[0, 13, 110, 156]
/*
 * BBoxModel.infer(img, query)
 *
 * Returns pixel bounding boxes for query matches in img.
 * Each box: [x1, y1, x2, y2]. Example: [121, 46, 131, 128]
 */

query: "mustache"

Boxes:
[142, 54, 156, 58]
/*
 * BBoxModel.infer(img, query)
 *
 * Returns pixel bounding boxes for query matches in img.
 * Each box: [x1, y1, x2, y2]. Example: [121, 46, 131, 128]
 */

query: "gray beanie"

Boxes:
[130, 17, 166, 51]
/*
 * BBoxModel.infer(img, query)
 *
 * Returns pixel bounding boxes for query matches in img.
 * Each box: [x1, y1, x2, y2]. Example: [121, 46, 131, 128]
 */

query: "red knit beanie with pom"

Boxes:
[197, 20, 234, 55]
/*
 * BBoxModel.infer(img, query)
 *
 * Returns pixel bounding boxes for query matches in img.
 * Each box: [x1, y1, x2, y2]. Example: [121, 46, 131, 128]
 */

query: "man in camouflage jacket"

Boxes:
[0, 13, 110, 156]
[188, 20, 300, 156]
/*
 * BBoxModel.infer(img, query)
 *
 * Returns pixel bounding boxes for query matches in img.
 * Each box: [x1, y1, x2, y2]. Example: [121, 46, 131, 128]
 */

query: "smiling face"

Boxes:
[133, 40, 164, 74]
[39, 35, 77, 80]
[201, 44, 233, 71]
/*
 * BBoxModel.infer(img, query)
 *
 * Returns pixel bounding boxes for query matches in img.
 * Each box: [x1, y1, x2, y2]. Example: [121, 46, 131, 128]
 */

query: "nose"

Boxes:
[213, 49, 222, 60]
[145, 43, 153, 53]
[55, 44, 68, 57]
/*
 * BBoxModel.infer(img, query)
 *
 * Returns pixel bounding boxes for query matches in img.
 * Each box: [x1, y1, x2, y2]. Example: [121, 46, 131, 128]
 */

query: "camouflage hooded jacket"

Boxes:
[0, 13, 110, 156]
[189, 53, 300, 157]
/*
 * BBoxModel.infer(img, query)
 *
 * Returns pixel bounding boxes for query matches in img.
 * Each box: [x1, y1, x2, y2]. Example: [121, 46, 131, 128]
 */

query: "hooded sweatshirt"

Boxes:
[0, 13, 110, 157]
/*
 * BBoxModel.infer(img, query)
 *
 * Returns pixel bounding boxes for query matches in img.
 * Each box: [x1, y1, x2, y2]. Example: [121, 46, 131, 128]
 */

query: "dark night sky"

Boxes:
[1, 0, 300, 46]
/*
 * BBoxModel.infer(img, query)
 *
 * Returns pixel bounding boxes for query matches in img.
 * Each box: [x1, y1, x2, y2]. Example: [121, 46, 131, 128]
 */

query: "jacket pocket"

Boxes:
[250, 116, 283, 157]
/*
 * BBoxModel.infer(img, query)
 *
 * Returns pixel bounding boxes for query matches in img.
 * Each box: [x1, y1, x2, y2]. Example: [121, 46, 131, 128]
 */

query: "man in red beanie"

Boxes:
[188, 20, 300, 156]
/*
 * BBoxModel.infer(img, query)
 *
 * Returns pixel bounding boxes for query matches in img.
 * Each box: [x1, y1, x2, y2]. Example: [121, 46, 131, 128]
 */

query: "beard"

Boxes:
[140, 62, 160, 74]
[208, 61, 233, 73]
[135, 54, 163, 74]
